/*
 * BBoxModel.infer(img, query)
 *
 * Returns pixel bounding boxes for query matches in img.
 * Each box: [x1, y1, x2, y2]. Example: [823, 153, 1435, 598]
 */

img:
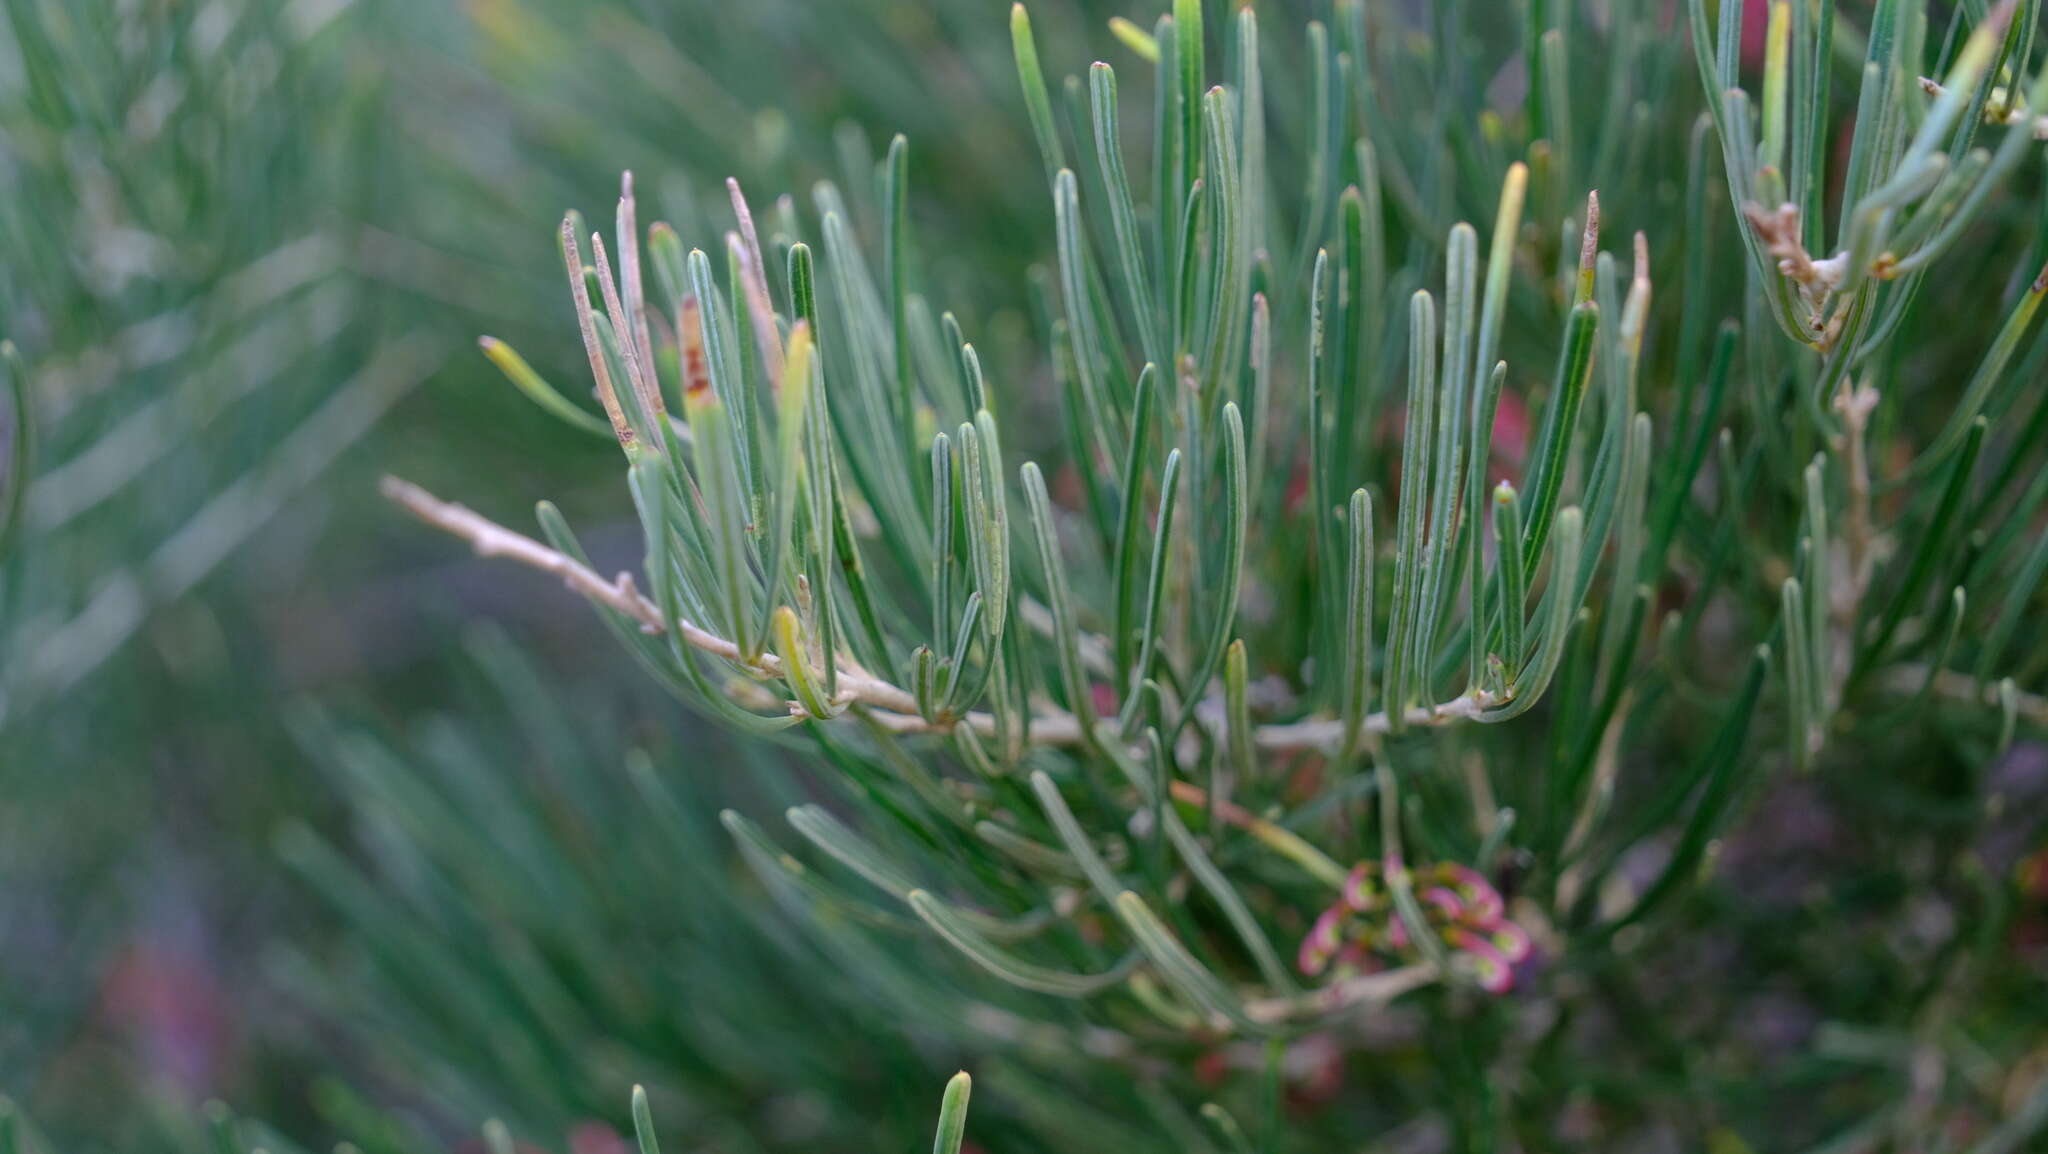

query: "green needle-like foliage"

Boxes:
[0, 1073, 983, 1154]
[382, 0, 2048, 1143]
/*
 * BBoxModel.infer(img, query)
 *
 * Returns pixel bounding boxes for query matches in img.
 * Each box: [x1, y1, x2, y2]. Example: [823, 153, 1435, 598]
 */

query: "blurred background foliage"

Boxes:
[3, 0, 2047, 1152]
[0, 0, 1124, 1148]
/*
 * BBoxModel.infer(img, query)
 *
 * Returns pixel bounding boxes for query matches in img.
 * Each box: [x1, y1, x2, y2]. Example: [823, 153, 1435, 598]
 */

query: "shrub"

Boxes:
[385, 0, 2048, 1146]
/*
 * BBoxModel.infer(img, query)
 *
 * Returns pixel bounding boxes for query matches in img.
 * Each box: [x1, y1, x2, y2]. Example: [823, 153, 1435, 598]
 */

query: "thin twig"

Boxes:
[383, 475, 666, 631]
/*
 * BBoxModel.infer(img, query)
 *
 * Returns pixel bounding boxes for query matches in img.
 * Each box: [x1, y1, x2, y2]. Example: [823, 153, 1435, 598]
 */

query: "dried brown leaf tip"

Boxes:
[679, 294, 715, 406]
[726, 176, 768, 291]
[1620, 231, 1653, 357]
[1573, 190, 1600, 305]
[561, 214, 635, 446]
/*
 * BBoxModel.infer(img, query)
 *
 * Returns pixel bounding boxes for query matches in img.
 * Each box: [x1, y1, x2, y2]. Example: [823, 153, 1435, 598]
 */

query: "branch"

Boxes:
[384, 477, 1497, 755]
[387, 476, 1100, 741]
[1251, 692, 1493, 749]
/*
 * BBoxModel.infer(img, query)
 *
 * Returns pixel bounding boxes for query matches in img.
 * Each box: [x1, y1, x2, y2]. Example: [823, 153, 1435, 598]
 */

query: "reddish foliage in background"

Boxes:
[97, 940, 235, 1094]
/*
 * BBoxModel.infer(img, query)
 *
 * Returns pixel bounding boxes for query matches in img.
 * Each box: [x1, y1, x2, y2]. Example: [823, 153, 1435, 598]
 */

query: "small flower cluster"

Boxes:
[1298, 859, 1532, 993]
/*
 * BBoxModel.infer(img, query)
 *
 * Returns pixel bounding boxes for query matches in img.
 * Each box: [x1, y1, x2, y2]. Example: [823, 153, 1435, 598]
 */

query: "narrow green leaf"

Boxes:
[1098, 735, 1294, 992]
[1802, 456, 1831, 716]
[1154, 12, 1182, 304]
[1054, 169, 1125, 472]
[1598, 414, 1654, 668]
[477, 337, 611, 436]
[724, 809, 916, 931]
[1022, 462, 1098, 730]
[757, 322, 815, 642]
[1112, 365, 1162, 674]
[1340, 488, 1376, 753]
[1091, 64, 1164, 368]
[1998, 678, 2020, 754]
[684, 392, 754, 658]
[1465, 165, 1527, 681]
[1236, 8, 1267, 261]
[1481, 506, 1584, 721]
[975, 819, 1083, 878]
[1759, 1, 1792, 175]
[1012, 4, 1067, 185]
[1782, 577, 1817, 766]
[1976, 529, 2048, 684]
[1492, 483, 1528, 697]
[1177, 403, 1247, 734]
[1413, 225, 1478, 707]
[1200, 1102, 1256, 1154]
[1373, 754, 1453, 976]
[772, 607, 838, 721]
[1174, 0, 1204, 209]
[932, 1072, 973, 1154]
[1224, 639, 1255, 782]
[1521, 304, 1600, 573]
[1122, 448, 1182, 734]
[0, 342, 30, 562]
[631, 1086, 661, 1154]
[1919, 586, 1968, 703]
[1540, 30, 1573, 190]
[1856, 419, 1988, 676]
[1199, 85, 1245, 390]
[930, 431, 959, 652]
[1110, 16, 1160, 61]
[1909, 260, 2048, 472]
[962, 410, 1011, 645]
[911, 891, 1136, 997]
[883, 135, 917, 452]
[787, 803, 920, 894]
[1605, 644, 1771, 933]
[1115, 891, 1258, 1031]
[1384, 291, 1438, 725]
[1030, 769, 1127, 906]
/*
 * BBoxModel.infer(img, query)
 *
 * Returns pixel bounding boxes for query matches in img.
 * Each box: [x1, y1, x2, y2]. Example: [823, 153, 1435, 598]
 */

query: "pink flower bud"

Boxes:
[1487, 919, 1532, 964]
[1447, 928, 1513, 994]
[1421, 886, 1465, 921]
[1441, 863, 1503, 921]
[1342, 863, 1378, 911]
